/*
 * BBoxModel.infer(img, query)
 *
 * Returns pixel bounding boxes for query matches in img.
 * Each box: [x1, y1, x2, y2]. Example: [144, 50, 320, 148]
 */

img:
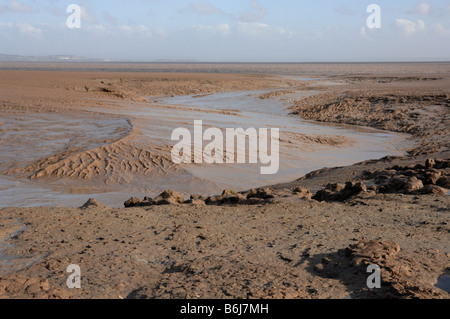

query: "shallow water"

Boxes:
[0, 223, 43, 276]
[436, 275, 450, 293]
[0, 80, 411, 208]
[154, 89, 409, 189]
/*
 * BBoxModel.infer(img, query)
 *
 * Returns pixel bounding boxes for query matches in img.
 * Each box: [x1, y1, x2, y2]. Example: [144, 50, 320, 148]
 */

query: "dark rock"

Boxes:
[205, 195, 224, 205]
[414, 185, 447, 196]
[124, 197, 142, 208]
[325, 183, 345, 192]
[422, 170, 442, 185]
[437, 176, 450, 188]
[292, 187, 313, 199]
[246, 188, 275, 199]
[379, 177, 407, 193]
[312, 189, 333, 202]
[434, 159, 450, 169]
[221, 194, 246, 204]
[313, 181, 367, 202]
[81, 198, 107, 209]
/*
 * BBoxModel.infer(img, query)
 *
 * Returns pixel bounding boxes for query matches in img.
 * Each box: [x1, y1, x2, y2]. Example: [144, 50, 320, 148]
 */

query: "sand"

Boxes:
[0, 62, 449, 299]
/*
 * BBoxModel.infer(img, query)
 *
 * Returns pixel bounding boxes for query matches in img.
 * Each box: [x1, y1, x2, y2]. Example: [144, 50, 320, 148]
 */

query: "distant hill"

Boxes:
[0, 54, 103, 62]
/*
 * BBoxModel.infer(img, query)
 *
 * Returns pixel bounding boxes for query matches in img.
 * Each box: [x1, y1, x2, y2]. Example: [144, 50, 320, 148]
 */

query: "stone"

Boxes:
[154, 190, 185, 204]
[325, 183, 345, 192]
[124, 197, 142, 208]
[422, 170, 442, 185]
[437, 176, 450, 188]
[80, 198, 107, 209]
[425, 159, 436, 169]
[402, 177, 424, 193]
[246, 188, 275, 199]
[345, 239, 401, 267]
[292, 187, 313, 199]
[415, 185, 447, 196]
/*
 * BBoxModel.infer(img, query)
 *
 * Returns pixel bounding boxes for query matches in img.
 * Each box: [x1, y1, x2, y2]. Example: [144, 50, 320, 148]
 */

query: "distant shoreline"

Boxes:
[1, 61, 450, 75]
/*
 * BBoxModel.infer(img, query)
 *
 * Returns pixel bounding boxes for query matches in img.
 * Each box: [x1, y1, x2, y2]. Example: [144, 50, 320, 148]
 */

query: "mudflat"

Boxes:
[0, 62, 449, 299]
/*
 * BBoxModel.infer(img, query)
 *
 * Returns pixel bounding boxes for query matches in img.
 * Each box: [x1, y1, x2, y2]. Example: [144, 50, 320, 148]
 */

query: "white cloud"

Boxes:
[84, 24, 163, 39]
[236, 22, 268, 35]
[8, 0, 33, 13]
[239, 0, 266, 23]
[189, 2, 225, 15]
[335, 5, 355, 16]
[17, 22, 41, 36]
[191, 23, 231, 36]
[235, 22, 292, 37]
[433, 23, 450, 36]
[0, 21, 42, 37]
[395, 19, 425, 36]
[80, 5, 97, 24]
[118, 25, 133, 32]
[0, 0, 34, 14]
[412, 2, 433, 16]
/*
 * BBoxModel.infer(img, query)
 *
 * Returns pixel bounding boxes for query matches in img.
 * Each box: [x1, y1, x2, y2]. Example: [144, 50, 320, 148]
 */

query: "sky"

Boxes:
[0, 0, 449, 62]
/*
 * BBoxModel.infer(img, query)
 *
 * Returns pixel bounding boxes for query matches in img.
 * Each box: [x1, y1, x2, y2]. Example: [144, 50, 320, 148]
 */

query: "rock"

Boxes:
[205, 195, 224, 205]
[190, 194, 203, 200]
[292, 187, 313, 199]
[313, 181, 367, 202]
[345, 239, 401, 267]
[154, 190, 185, 205]
[344, 181, 367, 196]
[80, 198, 107, 209]
[402, 177, 424, 193]
[140, 197, 154, 206]
[422, 170, 442, 185]
[243, 197, 266, 205]
[124, 197, 141, 208]
[312, 189, 333, 202]
[156, 197, 178, 205]
[246, 188, 275, 199]
[325, 183, 345, 192]
[221, 194, 246, 204]
[425, 159, 436, 169]
[437, 176, 450, 188]
[379, 177, 407, 193]
[434, 159, 450, 169]
[415, 185, 447, 196]
[246, 189, 258, 198]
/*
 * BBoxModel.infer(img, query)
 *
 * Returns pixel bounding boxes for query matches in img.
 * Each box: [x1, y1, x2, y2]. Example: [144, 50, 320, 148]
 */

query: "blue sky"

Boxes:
[0, 0, 449, 61]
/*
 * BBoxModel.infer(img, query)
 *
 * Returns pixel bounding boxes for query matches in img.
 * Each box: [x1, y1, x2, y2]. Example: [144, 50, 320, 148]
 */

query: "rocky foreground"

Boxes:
[122, 158, 449, 208]
[1, 198, 448, 299]
[0, 156, 448, 299]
